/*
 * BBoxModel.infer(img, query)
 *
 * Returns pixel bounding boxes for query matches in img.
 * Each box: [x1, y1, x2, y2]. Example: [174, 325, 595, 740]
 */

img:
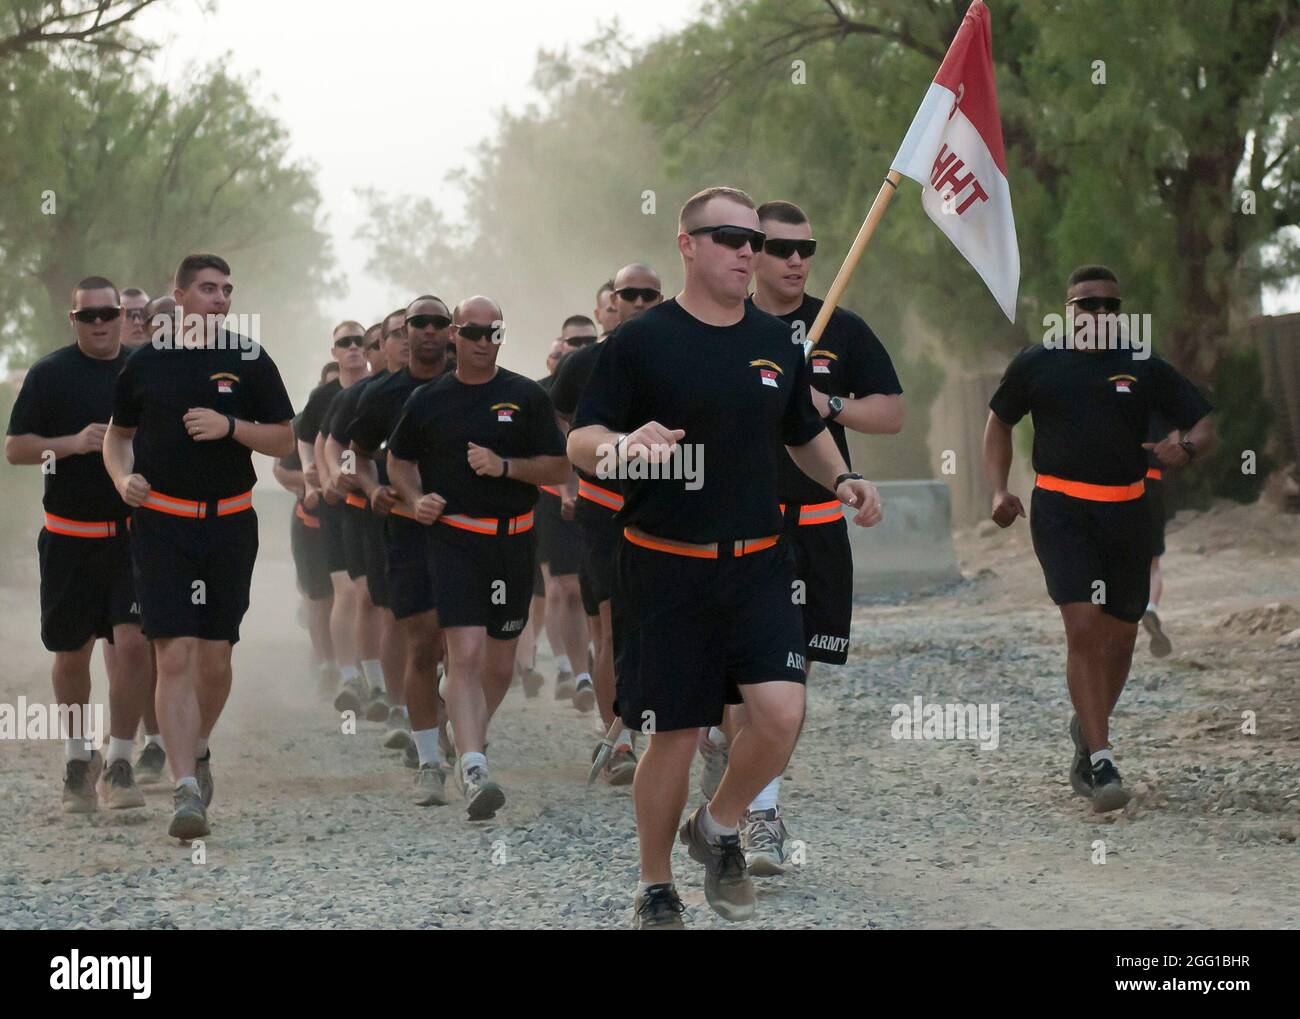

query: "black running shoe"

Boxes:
[633, 882, 686, 929]
[134, 741, 166, 785]
[1090, 759, 1131, 813]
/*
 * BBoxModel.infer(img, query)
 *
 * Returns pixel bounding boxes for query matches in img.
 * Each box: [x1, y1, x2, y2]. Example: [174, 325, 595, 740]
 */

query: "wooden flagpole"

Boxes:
[804, 169, 903, 349]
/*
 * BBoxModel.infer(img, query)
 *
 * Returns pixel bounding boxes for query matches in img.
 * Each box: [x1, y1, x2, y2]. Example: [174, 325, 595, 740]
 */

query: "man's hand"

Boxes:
[414, 491, 447, 526]
[371, 485, 398, 516]
[304, 462, 320, 489]
[184, 407, 230, 442]
[991, 489, 1025, 528]
[809, 389, 831, 419]
[625, 421, 686, 464]
[117, 473, 151, 508]
[467, 442, 504, 478]
[836, 478, 882, 527]
[1142, 432, 1189, 469]
[77, 422, 109, 455]
[303, 487, 320, 511]
[560, 494, 577, 521]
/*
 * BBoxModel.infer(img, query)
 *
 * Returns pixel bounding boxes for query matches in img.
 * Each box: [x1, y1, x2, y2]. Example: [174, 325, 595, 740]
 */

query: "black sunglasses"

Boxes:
[688, 224, 766, 251]
[73, 306, 122, 324]
[565, 334, 599, 346]
[1068, 296, 1122, 313]
[616, 287, 660, 303]
[365, 341, 382, 352]
[123, 308, 149, 321]
[406, 313, 452, 331]
[763, 238, 817, 260]
[333, 334, 365, 348]
[457, 323, 501, 343]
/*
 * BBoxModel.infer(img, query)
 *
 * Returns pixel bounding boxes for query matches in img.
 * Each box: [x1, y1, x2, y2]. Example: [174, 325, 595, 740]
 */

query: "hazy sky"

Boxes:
[135, 0, 706, 325]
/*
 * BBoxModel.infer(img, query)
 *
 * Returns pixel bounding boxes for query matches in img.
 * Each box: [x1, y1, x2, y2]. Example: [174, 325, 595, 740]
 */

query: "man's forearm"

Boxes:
[567, 425, 619, 476]
[4, 433, 81, 465]
[352, 456, 380, 496]
[103, 426, 136, 487]
[507, 454, 571, 487]
[982, 413, 1014, 492]
[234, 420, 294, 458]
[387, 454, 424, 509]
[836, 394, 904, 436]
[786, 429, 849, 494]
[1186, 415, 1216, 459]
[313, 434, 330, 485]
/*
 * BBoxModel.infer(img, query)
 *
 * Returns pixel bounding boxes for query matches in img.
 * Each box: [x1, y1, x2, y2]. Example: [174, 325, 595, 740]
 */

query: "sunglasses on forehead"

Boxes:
[688, 224, 766, 251]
[1068, 296, 1122, 313]
[615, 287, 661, 303]
[405, 313, 452, 331]
[73, 306, 122, 324]
[333, 334, 365, 348]
[457, 323, 501, 343]
[762, 238, 817, 259]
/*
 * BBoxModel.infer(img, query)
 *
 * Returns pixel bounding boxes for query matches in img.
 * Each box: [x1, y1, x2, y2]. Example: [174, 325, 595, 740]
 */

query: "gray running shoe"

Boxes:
[1090, 759, 1132, 813]
[196, 750, 213, 807]
[412, 763, 449, 806]
[1068, 714, 1092, 797]
[134, 741, 166, 785]
[333, 676, 365, 714]
[1142, 609, 1172, 658]
[365, 690, 392, 723]
[698, 730, 729, 800]
[521, 667, 544, 699]
[554, 669, 575, 701]
[678, 805, 755, 921]
[168, 784, 209, 841]
[61, 751, 102, 813]
[464, 765, 505, 821]
[97, 757, 146, 809]
[403, 742, 419, 769]
[741, 808, 788, 877]
[572, 676, 596, 713]
[633, 883, 686, 929]
[383, 707, 414, 750]
[605, 747, 637, 786]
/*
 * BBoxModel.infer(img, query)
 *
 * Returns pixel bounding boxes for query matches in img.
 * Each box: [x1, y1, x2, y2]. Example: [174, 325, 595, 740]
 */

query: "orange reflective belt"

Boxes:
[1035, 474, 1145, 503]
[578, 479, 624, 511]
[778, 499, 844, 526]
[294, 503, 320, 529]
[539, 485, 563, 497]
[439, 511, 534, 536]
[344, 493, 367, 509]
[1145, 468, 1163, 481]
[43, 512, 121, 538]
[140, 489, 254, 518]
[622, 526, 779, 560]
[389, 502, 417, 521]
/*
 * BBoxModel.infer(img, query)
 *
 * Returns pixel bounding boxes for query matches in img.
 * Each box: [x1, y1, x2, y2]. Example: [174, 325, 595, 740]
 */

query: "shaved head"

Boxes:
[614, 263, 661, 290]
[453, 295, 503, 324]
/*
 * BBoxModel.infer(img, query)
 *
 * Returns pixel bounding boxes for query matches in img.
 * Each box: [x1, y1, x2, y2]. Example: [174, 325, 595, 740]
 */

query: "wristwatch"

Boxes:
[834, 471, 864, 489]
[1178, 438, 1196, 461]
[826, 395, 844, 421]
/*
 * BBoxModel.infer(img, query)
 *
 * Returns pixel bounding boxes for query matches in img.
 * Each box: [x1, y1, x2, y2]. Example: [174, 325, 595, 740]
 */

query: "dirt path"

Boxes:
[0, 499, 1296, 929]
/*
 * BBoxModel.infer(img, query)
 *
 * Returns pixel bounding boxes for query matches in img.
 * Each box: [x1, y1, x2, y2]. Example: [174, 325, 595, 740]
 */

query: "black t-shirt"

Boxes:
[751, 294, 903, 504]
[112, 337, 295, 501]
[989, 346, 1211, 486]
[7, 343, 131, 520]
[348, 367, 443, 485]
[551, 335, 624, 508]
[388, 367, 565, 518]
[328, 370, 387, 446]
[1147, 412, 1174, 471]
[295, 378, 341, 446]
[573, 298, 825, 543]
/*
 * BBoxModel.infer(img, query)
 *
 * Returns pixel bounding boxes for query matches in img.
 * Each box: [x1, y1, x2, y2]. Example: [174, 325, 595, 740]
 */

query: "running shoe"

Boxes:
[134, 741, 166, 785]
[741, 808, 788, 877]
[678, 805, 755, 921]
[383, 707, 413, 750]
[412, 763, 449, 806]
[606, 746, 637, 786]
[1142, 608, 1172, 658]
[698, 729, 729, 800]
[464, 765, 505, 821]
[333, 676, 365, 714]
[365, 690, 391, 723]
[97, 758, 145, 809]
[403, 742, 419, 769]
[61, 751, 102, 813]
[633, 882, 686, 929]
[521, 667, 544, 699]
[1090, 759, 1131, 813]
[572, 676, 596, 713]
[554, 669, 575, 701]
[168, 784, 209, 841]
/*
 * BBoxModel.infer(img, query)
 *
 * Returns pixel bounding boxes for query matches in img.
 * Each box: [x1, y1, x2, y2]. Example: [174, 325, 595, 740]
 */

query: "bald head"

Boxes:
[614, 263, 661, 291]
[612, 262, 663, 324]
[453, 295, 503, 325]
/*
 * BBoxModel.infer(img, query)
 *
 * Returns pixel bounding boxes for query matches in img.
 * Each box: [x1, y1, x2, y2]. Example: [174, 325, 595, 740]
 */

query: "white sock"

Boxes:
[361, 659, 385, 693]
[575, 671, 592, 687]
[196, 737, 209, 759]
[555, 655, 572, 674]
[317, 660, 335, 676]
[701, 805, 737, 842]
[177, 776, 200, 794]
[106, 737, 134, 764]
[65, 738, 91, 762]
[395, 705, 408, 720]
[1146, 602, 1157, 613]
[144, 732, 163, 748]
[411, 728, 443, 768]
[614, 731, 634, 753]
[461, 751, 487, 781]
[707, 726, 727, 748]
[1090, 749, 1114, 768]
[749, 776, 781, 813]
[340, 663, 361, 686]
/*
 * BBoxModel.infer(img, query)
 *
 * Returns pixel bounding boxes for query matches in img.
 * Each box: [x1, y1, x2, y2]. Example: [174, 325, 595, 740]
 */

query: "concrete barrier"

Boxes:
[846, 480, 962, 595]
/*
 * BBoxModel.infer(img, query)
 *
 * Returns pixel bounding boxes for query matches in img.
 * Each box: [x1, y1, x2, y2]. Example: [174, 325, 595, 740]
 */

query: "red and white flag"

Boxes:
[890, 0, 1019, 322]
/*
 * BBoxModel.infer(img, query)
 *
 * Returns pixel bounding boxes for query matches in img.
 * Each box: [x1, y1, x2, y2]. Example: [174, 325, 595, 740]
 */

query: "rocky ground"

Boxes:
[0, 497, 1296, 929]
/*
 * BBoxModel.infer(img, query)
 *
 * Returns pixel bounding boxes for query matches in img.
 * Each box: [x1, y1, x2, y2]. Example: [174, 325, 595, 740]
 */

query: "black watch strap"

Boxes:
[834, 472, 864, 489]
[1178, 438, 1196, 460]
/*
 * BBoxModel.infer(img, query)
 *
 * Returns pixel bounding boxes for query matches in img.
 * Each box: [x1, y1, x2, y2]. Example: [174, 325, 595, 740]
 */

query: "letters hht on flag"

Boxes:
[891, 0, 1020, 322]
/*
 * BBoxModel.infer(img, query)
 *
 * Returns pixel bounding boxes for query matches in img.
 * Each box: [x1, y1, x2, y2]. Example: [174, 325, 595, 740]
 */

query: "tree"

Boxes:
[0, 0, 170, 62]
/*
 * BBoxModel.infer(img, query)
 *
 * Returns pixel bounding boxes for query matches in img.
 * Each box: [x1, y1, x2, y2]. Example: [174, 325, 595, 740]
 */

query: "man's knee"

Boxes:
[155, 638, 196, 677]
[744, 687, 805, 740]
